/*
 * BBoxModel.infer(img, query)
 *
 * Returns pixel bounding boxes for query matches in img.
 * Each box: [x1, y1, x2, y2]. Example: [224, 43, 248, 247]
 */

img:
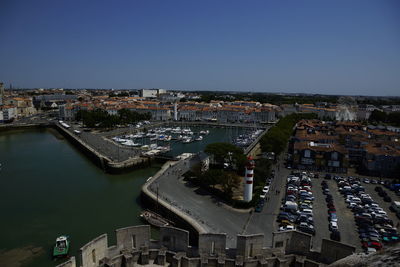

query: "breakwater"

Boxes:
[55, 124, 151, 173]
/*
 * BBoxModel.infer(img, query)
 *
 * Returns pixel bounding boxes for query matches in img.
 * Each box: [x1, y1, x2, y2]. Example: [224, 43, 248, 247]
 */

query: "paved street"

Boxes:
[329, 180, 361, 251]
[245, 154, 291, 246]
[311, 177, 330, 250]
[152, 157, 251, 247]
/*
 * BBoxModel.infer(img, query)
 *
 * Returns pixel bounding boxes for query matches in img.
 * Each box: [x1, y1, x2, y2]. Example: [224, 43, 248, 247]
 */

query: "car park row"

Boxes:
[322, 180, 341, 241]
[334, 176, 400, 253]
[276, 172, 315, 235]
[255, 170, 275, 212]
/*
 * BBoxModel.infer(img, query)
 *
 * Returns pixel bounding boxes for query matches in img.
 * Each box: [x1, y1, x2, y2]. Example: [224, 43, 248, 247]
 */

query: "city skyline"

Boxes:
[0, 0, 399, 96]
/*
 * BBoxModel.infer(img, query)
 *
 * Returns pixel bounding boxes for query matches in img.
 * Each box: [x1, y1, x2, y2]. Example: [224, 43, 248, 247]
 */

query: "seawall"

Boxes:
[141, 156, 206, 245]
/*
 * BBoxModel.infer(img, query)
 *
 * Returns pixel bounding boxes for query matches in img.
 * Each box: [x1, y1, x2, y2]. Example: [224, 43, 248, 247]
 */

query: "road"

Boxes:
[245, 153, 291, 246]
[152, 157, 251, 247]
[153, 150, 292, 247]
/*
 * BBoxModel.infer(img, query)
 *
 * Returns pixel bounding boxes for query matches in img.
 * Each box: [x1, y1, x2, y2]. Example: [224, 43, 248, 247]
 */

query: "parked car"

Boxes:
[278, 225, 295, 231]
[298, 222, 315, 235]
[329, 213, 338, 222]
[329, 221, 338, 231]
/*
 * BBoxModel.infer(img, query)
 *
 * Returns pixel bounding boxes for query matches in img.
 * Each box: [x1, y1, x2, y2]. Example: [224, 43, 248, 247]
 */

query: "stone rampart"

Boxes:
[57, 226, 355, 267]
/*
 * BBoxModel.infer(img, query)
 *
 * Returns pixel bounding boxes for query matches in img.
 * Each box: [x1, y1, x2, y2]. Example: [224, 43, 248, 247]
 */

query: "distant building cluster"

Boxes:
[1, 85, 399, 127]
[290, 120, 400, 177]
[58, 93, 279, 123]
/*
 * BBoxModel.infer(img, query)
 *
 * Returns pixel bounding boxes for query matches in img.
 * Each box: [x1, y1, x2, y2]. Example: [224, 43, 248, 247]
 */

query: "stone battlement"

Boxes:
[57, 225, 355, 267]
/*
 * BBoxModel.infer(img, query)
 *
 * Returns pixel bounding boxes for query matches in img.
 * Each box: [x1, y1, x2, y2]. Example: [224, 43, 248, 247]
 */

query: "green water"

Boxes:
[0, 126, 248, 267]
[0, 129, 161, 267]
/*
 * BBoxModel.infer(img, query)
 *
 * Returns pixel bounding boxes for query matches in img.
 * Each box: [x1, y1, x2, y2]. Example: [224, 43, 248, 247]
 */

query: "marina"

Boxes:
[109, 124, 265, 157]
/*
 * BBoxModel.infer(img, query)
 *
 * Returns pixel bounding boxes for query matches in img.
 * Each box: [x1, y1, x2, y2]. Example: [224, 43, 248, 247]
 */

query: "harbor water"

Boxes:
[0, 125, 253, 266]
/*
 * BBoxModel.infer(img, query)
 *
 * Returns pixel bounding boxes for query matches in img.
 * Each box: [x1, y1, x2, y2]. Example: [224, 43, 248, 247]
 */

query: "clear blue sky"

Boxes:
[0, 0, 399, 96]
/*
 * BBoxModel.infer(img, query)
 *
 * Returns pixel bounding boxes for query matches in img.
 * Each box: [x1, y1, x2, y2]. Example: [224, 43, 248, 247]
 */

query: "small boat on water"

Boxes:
[182, 136, 192, 143]
[140, 210, 173, 228]
[122, 140, 141, 147]
[195, 136, 203, 141]
[53, 235, 70, 258]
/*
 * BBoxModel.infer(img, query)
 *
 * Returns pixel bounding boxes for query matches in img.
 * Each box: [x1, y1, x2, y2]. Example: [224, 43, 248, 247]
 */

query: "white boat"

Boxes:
[200, 130, 209, 135]
[195, 136, 203, 141]
[141, 145, 149, 150]
[150, 136, 157, 141]
[182, 136, 192, 143]
[149, 144, 158, 149]
[113, 137, 128, 143]
[122, 140, 141, 147]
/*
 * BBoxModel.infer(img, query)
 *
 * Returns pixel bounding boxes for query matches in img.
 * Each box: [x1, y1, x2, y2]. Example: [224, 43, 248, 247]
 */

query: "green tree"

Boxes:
[204, 142, 246, 171]
[369, 110, 387, 123]
[219, 172, 240, 198]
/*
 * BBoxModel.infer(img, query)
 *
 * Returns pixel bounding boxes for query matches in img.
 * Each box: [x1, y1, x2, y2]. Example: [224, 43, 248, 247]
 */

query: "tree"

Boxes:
[253, 158, 272, 187]
[199, 169, 221, 188]
[204, 142, 246, 171]
[219, 172, 240, 198]
[369, 110, 387, 123]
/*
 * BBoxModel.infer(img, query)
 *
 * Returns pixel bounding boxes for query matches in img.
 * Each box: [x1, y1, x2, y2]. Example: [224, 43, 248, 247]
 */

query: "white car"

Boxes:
[262, 186, 270, 193]
[279, 225, 295, 231]
[329, 221, 338, 231]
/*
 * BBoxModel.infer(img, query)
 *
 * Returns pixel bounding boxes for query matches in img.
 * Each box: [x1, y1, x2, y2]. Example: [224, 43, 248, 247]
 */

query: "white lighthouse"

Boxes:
[243, 156, 255, 202]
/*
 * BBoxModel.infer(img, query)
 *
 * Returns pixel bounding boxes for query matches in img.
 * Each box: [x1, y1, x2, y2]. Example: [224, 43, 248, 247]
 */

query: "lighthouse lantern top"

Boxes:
[246, 156, 255, 169]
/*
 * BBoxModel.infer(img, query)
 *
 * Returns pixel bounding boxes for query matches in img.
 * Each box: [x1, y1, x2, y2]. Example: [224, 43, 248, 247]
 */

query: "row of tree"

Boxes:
[260, 113, 317, 156]
[197, 91, 339, 105]
[76, 108, 151, 128]
[368, 110, 400, 127]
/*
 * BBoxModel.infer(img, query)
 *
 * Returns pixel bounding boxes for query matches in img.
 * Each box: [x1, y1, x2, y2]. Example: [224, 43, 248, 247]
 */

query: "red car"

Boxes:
[327, 203, 335, 209]
[362, 241, 382, 250]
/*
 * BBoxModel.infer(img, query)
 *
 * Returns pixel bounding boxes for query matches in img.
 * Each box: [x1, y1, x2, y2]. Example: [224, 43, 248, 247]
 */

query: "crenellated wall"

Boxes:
[57, 226, 355, 267]
[79, 234, 108, 267]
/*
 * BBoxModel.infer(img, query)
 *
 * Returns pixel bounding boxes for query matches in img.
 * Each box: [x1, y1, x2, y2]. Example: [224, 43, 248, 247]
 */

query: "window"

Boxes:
[304, 150, 311, 158]
[131, 235, 136, 249]
[249, 243, 254, 257]
[331, 152, 338, 161]
[92, 249, 96, 263]
[275, 241, 284, 248]
[210, 241, 215, 255]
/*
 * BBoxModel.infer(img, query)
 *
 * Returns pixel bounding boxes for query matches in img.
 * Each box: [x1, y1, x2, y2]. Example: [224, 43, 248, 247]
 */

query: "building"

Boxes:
[292, 141, 348, 173]
[0, 105, 17, 122]
[138, 89, 166, 98]
[5, 97, 37, 117]
[59, 104, 76, 121]
[362, 143, 400, 177]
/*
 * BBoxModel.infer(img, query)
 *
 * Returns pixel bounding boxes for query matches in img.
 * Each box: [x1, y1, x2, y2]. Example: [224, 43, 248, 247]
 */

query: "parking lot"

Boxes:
[275, 171, 400, 252]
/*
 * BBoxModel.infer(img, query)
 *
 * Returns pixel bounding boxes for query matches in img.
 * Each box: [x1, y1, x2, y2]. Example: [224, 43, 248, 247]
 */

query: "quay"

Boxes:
[55, 123, 152, 173]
